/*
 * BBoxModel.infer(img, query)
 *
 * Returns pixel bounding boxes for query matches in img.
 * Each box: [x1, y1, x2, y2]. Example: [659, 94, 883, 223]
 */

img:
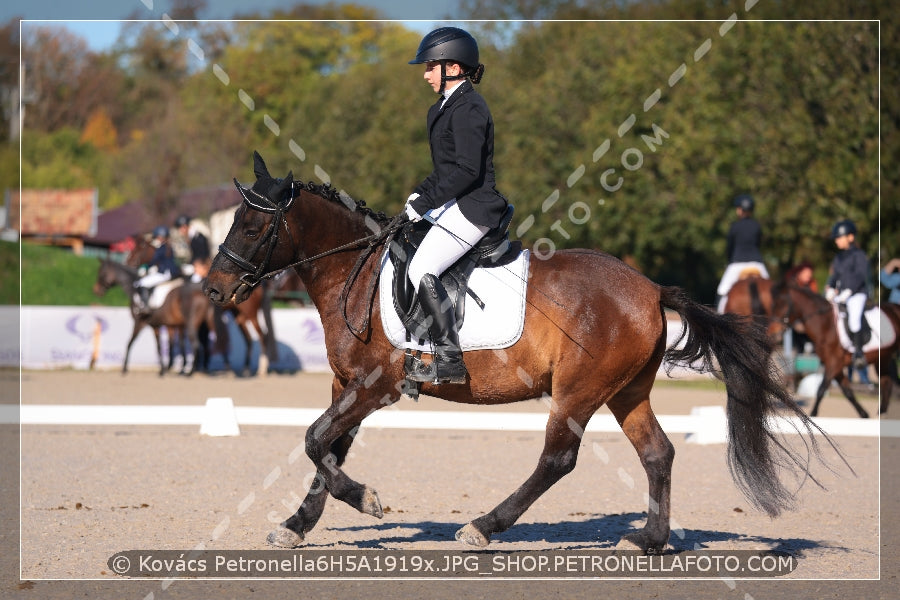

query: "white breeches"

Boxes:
[136, 270, 172, 289]
[845, 293, 867, 332]
[407, 201, 489, 288]
[716, 261, 770, 312]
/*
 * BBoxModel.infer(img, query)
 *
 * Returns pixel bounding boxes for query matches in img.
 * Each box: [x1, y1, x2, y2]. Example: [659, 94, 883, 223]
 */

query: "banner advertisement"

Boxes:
[6, 306, 330, 373]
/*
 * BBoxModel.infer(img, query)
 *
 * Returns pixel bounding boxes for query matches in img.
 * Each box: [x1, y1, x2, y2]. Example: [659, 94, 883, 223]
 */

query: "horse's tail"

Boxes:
[260, 281, 278, 362]
[749, 279, 765, 317]
[659, 286, 843, 517]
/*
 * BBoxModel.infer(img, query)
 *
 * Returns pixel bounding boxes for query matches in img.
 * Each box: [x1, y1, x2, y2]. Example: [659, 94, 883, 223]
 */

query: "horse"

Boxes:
[203, 152, 839, 554]
[93, 259, 213, 376]
[127, 232, 278, 376]
[769, 282, 900, 416]
[722, 275, 773, 321]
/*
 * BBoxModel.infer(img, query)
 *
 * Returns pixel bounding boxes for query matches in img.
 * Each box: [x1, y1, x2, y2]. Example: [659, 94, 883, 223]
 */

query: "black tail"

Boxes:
[659, 286, 845, 517]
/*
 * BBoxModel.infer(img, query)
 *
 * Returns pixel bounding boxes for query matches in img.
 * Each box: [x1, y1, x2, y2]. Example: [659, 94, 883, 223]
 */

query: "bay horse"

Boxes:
[93, 259, 212, 376]
[722, 275, 773, 321]
[203, 152, 838, 554]
[769, 282, 900, 416]
[127, 232, 278, 376]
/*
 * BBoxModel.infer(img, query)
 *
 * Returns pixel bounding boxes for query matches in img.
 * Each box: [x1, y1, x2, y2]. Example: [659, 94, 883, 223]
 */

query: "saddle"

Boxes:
[836, 302, 873, 347]
[390, 205, 520, 343]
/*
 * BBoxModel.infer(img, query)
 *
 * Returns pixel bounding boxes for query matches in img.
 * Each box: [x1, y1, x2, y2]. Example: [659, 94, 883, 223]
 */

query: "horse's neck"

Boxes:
[113, 264, 138, 289]
[793, 290, 833, 339]
[291, 194, 380, 306]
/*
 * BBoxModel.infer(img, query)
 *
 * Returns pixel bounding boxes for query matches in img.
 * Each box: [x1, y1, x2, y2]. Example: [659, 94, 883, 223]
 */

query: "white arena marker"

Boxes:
[200, 397, 240, 437]
[684, 405, 727, 445]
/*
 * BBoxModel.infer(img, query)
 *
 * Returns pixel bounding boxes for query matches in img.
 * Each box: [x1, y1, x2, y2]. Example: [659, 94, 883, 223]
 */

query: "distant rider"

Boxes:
[716, 193, 769, 312]
[133, 225, 179, 313]
[825, 219, 869, 369]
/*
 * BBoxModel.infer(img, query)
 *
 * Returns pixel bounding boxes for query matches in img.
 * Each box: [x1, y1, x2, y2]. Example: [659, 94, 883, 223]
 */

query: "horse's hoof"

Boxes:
[267, 525, 304, 548]
[455, 523, 490, 547]
[361, 486, 383, 519]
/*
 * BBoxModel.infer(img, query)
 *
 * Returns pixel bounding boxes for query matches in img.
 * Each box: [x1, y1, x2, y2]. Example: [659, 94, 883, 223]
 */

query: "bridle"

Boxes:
[216, 178, 299, 298]
[216, 178, 407, 336]
[773, 284, 834, 329]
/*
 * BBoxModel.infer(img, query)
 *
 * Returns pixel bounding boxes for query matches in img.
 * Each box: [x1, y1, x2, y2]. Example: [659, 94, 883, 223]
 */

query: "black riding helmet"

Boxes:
[409, 27, 484, 93]
[733, 193, 755, 212]
[831, 218, 857, 239]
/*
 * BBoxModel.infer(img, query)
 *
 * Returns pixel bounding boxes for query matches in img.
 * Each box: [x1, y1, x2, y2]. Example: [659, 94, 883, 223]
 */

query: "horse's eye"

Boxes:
[244, 226, 261, 239]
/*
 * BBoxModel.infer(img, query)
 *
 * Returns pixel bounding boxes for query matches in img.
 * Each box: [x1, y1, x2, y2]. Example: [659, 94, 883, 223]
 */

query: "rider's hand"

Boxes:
[825, 287, 837, 302]
[834, 289, 851, 304]
[404, 200, 423, 223]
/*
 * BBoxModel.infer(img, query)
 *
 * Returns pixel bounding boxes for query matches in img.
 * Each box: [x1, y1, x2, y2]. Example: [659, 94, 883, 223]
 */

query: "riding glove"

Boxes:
[405, 193, 423, 222]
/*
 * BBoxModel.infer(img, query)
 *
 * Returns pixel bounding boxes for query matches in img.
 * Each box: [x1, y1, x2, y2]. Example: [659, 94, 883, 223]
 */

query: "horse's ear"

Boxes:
[252, 151, 270, 180]
[271, 171, 294, 204]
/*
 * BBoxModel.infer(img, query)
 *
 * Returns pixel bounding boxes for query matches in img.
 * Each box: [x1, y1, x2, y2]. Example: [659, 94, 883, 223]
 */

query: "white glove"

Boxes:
[825, 287, 837, 301]
[405, 193, 423, 222]
[834, 289, 851, 304]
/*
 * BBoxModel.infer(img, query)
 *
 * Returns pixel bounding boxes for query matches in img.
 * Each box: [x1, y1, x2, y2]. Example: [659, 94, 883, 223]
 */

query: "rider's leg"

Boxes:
[406, 203, 488, 384]
[846, 293, 867, 369]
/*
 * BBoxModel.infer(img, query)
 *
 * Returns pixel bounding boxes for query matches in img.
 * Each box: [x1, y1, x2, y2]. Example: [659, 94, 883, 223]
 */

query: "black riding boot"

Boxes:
[406, 274, 468, 385]
[136, 286, 152, 314]
[851, 330, 867, 370]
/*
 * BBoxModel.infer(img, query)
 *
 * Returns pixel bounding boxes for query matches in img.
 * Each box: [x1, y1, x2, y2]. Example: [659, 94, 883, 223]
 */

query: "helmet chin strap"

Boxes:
[438, 61, 468, 94]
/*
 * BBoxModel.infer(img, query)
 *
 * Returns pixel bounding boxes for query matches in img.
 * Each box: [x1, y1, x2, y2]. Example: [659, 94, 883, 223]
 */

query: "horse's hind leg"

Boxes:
[267, 431, 358, 548]
[606, 395, 674, 554]
[456, 407, 591, 548]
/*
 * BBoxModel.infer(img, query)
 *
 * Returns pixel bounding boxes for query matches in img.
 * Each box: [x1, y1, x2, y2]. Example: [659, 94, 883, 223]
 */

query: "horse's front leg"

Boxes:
[818, 360, 869, 418]
[267, 430, 359, 548]
[267, 377, 396, 547]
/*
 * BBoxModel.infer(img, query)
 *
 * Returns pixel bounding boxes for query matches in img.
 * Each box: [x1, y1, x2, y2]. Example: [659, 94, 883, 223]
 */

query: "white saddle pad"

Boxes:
[140, 279, 184, 310]
[835, 304, 896, 353]
[379, 249, 530, 353]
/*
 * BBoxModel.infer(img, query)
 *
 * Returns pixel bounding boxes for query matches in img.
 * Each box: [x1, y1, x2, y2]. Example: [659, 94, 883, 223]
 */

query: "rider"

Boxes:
[716, 193, 769, 313]
[825, 219, 869, 369]
[175, 214, 211, 282]
[133, 225, 179, 313]
[403, 26, 510, 385]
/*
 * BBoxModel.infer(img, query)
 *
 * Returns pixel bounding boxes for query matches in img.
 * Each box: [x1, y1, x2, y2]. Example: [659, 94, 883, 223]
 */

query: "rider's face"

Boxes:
[834, 234, 852, 250]
[423, 61, 462, 93]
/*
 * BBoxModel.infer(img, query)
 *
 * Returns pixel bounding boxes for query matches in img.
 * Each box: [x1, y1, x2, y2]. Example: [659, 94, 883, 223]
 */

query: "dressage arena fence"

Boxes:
[7, 306, 895, 440]
[5, 398, 894, 442]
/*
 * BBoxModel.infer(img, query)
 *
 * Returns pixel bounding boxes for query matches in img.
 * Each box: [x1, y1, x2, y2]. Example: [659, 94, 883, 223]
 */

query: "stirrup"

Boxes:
[406, 355, 468, 385]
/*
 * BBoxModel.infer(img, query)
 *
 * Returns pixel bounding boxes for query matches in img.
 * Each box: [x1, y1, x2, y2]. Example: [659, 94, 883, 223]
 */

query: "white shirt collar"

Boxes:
[440, 80, 465, 107]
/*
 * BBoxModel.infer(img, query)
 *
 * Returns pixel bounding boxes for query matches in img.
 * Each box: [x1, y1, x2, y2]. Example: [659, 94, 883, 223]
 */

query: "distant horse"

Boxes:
[722, 276, 773, 322]
[93, 259, 212, 376]
[203, 152, 838, 554]
[127, 232, 277, 376]
[769, 283, 900, 416]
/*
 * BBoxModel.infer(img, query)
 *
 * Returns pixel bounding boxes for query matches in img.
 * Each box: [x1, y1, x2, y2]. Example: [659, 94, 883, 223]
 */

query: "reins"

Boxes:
[217, 179, 407, 337]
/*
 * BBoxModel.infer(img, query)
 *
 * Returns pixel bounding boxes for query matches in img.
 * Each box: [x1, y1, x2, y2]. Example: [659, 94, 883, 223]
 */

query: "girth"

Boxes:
[390, 205, 521, 342]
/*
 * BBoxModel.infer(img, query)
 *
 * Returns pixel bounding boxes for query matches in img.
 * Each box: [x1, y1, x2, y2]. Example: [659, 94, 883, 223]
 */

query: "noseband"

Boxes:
[216, 179, 298, 297]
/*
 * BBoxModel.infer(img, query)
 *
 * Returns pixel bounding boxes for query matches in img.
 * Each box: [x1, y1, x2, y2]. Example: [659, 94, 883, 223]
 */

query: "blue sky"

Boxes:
[6, 0, 458, 51]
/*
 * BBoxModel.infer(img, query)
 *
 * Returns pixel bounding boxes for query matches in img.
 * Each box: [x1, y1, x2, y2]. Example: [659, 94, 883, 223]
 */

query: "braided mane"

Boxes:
[296, 180, 390, 226]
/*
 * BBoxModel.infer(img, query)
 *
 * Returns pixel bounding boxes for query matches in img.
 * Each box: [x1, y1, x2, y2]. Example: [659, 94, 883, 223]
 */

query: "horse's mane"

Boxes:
[296, 180, 390, 226]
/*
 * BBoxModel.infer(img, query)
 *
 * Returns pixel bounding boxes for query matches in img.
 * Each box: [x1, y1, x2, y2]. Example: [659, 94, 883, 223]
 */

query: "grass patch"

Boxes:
[17, 241, 127, 306]
[0, 241, 18, 304]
